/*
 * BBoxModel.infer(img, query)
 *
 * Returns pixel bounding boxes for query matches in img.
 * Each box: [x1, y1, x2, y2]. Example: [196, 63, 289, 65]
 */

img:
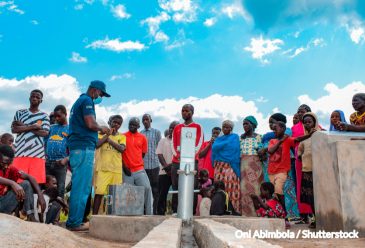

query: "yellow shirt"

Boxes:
[95, 133, 126, 173]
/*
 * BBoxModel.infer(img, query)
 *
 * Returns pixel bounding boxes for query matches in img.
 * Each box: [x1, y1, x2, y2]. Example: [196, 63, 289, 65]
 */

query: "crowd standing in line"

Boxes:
[1, 80, 365, 231]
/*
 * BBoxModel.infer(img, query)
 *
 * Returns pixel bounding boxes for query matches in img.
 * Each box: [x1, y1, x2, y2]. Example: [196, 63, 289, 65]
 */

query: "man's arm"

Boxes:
[20, 172, 46, 213]
[31, 130, 49, 137]
[158, 154, 168, 167]
[199, 142, 211, 158]
[107, 138, 126, 153]
[11, 121, 41, 134]
[84, 115, 109, 133]
[96, 134, 109, 148]
[339, 123, 365, 132]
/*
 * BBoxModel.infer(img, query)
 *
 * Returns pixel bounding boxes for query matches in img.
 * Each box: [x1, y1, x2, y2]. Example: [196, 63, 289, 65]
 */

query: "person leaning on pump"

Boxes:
[66, 80, 111, 232]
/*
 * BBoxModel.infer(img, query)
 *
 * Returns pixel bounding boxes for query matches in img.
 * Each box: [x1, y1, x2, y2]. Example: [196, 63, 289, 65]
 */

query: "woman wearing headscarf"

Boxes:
[329, 110, 347, 131]
[291, 104, 314, 222]
[240, 116, 264, 216]
[259, 113, 300, 220]
[212, 120, 241, 214]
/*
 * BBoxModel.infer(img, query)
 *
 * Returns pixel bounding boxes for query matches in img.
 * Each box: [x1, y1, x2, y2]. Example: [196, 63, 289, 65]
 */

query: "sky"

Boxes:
[1, 0, 365, 136]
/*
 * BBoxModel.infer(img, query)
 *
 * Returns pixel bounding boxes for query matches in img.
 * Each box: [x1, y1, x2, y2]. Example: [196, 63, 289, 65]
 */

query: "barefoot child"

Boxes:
[93, 115, 126, 215]
[250, 182, 285, 218]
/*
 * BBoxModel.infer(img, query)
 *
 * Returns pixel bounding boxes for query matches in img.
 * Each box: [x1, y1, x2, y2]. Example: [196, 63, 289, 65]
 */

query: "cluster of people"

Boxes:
[1, 79, 365, 232]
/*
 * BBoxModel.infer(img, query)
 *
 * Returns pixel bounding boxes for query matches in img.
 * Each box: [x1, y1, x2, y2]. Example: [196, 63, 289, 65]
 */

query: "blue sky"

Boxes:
[1, 0, 365, 135]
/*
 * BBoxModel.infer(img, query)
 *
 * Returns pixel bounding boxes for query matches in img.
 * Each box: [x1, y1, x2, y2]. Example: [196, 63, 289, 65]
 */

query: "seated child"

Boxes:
[338, 93, 365, 132]
[44, 175, 68, 224]
[330, 110, 347, 131]
[250, 182, 285, 218]
[210, 181, 239, 216]
[0, 144, 46, 221]
[93, 115, 126, 215]
[199, 187, 213, 217]
[198, 169, 212, 189]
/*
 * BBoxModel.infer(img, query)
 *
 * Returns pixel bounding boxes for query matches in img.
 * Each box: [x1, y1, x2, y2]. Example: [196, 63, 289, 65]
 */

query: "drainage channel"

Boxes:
[180, 223, 199, 248]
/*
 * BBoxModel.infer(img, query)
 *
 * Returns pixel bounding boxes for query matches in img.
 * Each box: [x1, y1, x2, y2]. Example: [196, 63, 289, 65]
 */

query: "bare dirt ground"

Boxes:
[0, 214, 134, 248]
[265, 223, 365, 247]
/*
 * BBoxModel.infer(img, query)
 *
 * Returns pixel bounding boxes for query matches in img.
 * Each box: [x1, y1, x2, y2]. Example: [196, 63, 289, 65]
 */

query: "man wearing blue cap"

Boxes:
[66, 80, 111, 231]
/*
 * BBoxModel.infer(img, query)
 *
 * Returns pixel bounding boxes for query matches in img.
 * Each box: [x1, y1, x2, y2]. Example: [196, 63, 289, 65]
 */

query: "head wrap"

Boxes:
[302, 112, 321, 134]
[329, 110, 347, 131]
[244, 116, 258, 129]
[270, 113, 287, 123]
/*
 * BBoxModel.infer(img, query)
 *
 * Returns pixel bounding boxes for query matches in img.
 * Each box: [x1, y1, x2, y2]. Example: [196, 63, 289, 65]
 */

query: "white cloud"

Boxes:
[110, 73, 134, 81]
[349, 27, 365, 44]
[111, 4, 131, 19]
[86, 37, 147, 52]
[165, 29, 193, 50]
[256, 96, 268, 103]
[339, 15, 365, 44]
[244, 36, 284, 64]
[0, 75, 81, 133]
[0, 1, 24, 14]
[141, 12, 171, 43]
[297, 81, 365, 129]
[30, 20, 39, 25]
[289, 38, 326, 58]
[204, 18, 217, 27]
[158, 0, 198, 23]
[74, 4, 84, 10]
[221, 0, 251, 22]
[69, 52, 88, 63]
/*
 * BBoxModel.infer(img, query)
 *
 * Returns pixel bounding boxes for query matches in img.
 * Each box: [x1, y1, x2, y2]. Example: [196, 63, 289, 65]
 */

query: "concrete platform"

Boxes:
[206, 216, 285, 232]
[194, 219, 280, 248]
[133, 218, 182, 248]
[89, 215, 169, 243]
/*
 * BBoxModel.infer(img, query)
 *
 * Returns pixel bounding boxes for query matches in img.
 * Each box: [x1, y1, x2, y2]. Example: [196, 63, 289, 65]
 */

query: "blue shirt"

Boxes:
[45, 124, 69, 161]
[68, 94, 97, 150]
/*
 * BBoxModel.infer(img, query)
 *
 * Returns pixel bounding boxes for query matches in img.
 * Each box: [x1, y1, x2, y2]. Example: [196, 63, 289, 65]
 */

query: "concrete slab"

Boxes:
[194, 219, 280, 248]
[204, 216, 285, 232]
[89, 215, 169, 243]
[133, 218, 182, 248]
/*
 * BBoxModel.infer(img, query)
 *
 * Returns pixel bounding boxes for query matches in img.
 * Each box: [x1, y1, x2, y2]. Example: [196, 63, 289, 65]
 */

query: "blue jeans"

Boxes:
[66, 149, 95, 228]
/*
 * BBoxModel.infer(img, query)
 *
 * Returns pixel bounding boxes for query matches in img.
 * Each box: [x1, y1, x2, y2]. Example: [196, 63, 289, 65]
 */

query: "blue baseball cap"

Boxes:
[89, 80, 111, 97]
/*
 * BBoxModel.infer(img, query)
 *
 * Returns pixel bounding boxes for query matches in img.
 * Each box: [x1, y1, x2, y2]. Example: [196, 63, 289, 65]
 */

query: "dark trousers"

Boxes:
[46, 201, 62, 224]
[0, 180, 34, 215]
[171, 162, 198, 214]
[145, 167, 160, 215]
[46, 160, 67, 198]
[157, 174, 172, 215]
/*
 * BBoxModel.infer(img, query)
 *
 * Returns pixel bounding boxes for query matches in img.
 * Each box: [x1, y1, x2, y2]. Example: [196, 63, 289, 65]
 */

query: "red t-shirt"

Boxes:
[172, 122, 204, 163]
[268, 137, 295, 174]
[0, 166, 21, 196]
[122, 131, 148, 173]
[198, 141, 214, 179]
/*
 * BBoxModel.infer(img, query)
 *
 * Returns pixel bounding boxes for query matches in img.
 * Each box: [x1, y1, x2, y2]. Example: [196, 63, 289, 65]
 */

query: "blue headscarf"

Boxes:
[329, 110, 347, 131]
[212, 133, 241, 178]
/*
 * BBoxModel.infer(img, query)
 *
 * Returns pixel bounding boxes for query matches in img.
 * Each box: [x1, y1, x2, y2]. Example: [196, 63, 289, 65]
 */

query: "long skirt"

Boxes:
[295, 158, 313, 214]
[240, 155, 263, 217]
[214, 161, 241, 214]
[284, 168, 300, 218]
[300, 172, 314, 208]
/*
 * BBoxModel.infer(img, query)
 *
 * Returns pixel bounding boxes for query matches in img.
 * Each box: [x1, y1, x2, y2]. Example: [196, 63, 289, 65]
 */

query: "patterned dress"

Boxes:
[256, 198, 286, 218]
[240, 134, 264, 217]
[350, 111, 365, 125]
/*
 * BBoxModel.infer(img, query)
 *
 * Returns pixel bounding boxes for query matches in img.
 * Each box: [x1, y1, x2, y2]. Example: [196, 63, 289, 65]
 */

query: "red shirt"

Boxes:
[268, 137, 295, 174]
[0, 166, 21, 196]
[172, 122, 204, 163]
[122, 131, 148, 173]
[198, 141, 214, 179]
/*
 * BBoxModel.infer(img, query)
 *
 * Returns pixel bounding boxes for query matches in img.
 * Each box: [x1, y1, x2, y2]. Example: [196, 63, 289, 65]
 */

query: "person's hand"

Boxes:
[62, 206, 69, 215]
[100, 126, 111, 135]
[12, 121, 24, 127]
[123, 165, 132, 177]
[57, 157, 68, 166]
[337, 122, 348, 131]
[250, 194, 258, 199]
[257, 148, 265, 157]
[31, 123, 42, 130]
[309, 128, 317, 136]
[37, 194, 47, 214]
[11, 182, 25, 201]
[279, 135, 288, 143]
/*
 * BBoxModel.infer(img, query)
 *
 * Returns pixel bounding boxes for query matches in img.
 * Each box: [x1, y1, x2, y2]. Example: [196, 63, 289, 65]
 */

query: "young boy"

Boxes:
[93, 115, 126, 215]
[0, 144, 46, 221]
[45, 105, 69, 198]
[267, 121, 314, 221]
[0, 133, 14, 147]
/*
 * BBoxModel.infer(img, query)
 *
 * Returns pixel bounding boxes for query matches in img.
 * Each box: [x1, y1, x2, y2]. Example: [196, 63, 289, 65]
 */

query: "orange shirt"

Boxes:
[122, 131, 148, 172]
[268, 137, 295, 174]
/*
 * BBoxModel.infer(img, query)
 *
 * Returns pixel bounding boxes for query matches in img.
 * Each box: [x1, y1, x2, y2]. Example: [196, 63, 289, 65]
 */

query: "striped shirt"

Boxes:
[13, 109, 50, 159]
[141, 127, 161, 170]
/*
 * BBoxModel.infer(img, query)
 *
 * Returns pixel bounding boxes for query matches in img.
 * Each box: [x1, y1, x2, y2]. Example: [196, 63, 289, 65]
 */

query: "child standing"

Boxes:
[297, 112, 321, 228]
[250, 182, 285, 218]
[92, 115, 126, 215]
[268, 121, 314, 227]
